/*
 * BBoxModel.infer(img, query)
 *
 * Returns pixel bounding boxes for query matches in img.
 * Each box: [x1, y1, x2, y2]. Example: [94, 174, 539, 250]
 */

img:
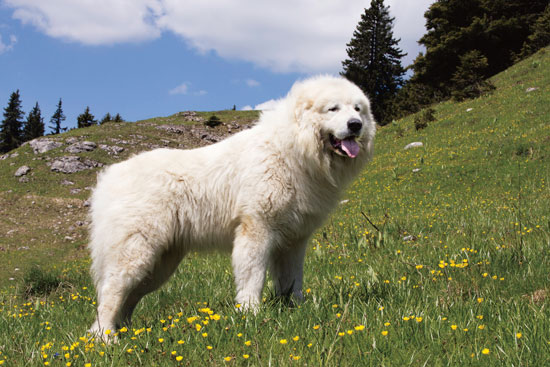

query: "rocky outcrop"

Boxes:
[65, 141, 97, 153]
[99, 144, 124, 155]
[15, 166, 31, 177]
[50, 156, 103, 174]
[29, 138, 63, 154]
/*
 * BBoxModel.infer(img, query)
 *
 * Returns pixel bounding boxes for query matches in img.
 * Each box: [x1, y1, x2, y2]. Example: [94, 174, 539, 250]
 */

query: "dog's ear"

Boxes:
[294, 95, 314, 122]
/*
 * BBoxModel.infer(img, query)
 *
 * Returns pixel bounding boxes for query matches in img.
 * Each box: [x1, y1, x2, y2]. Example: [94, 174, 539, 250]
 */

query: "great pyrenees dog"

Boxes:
[88, 75, 375, 334]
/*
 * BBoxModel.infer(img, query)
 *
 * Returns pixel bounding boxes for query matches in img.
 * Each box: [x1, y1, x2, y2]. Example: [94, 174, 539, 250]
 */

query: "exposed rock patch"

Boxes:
[14, 166, 31, 177]
[404, 142, 423, 150]
[65, 141, 97, 153]
[99, 144, 124, 155]
[50, 156, 103, 174]
[29, 138, 63, 154]
[177, 111, 204, 122]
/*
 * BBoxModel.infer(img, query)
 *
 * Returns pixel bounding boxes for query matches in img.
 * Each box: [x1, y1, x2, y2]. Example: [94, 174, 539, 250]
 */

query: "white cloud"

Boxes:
[4, 0, 434, 72]
[169, 82, 207, 96]
[169, 82, 189, 95]
[5, 0, 162, 45]
[254, 99, 281, 111]
[241, 105, 253, 111]
[245, 79, 260, 87]
[0, 33, 17, 54]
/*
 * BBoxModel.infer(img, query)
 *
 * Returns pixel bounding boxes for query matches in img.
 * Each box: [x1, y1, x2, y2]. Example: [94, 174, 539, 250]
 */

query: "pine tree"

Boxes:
[100, 113, 112, 124]
[519, 4, 550, 58]
[77, 106, 97, 128]
[408, 0, 548, 101]
[23, 102, 45, 141]
[112, 113, 124, 122]
[451, 50, 495, 101]
[0, 90, 24, 153]
[341, 0, 406, 125]
[50, 99, 66, 135]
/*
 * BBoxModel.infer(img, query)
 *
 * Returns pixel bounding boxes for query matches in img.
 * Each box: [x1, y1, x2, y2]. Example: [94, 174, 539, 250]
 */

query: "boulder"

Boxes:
[29, 138, 63, 154]
[156, 124, 187, 134]
[14, 165, 31, 177]
[99, 144, 125, 155]
[404, 142, 423, 150]
[65, 141, 97, 153]
[51, 156, 103, 174]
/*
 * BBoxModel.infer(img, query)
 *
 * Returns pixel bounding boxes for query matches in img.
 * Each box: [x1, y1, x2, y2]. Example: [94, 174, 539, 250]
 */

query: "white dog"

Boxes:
[88, 75, 375, 334]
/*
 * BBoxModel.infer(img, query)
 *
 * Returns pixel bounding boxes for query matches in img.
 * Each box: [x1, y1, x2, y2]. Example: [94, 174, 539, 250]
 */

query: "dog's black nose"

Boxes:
[347, 118, 363, 133]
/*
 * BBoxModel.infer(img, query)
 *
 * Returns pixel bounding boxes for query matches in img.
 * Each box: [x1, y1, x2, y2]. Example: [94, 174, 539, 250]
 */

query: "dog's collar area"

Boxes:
[329, 134, 360, 158]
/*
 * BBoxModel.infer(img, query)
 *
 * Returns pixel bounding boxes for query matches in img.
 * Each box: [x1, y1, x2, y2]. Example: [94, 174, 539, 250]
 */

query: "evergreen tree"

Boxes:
[409, 0, 548, 101]
[50, 99, 66, 135]
[77, 106, 97, 128]
[451, 50, 495, 101]
[519, 4, 550, 58]
[341, 0, 406, 125]
[23, 102, 45, 141]
[100, 113, 112, 124]
[112, 113, 124, 122]
[0, 90, 24, 153]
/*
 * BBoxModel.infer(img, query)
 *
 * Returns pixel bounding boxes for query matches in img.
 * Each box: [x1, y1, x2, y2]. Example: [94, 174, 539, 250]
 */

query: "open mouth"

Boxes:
[329, 134, 360, 158]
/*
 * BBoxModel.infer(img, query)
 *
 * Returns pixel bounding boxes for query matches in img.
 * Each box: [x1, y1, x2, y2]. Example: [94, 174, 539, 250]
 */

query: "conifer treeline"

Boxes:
[0, 92, 124, 153]
[342, 0, 550, 125]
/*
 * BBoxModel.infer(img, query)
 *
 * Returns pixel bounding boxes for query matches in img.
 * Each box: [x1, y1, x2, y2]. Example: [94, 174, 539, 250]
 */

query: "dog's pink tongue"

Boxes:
[341, 139, 359, 158]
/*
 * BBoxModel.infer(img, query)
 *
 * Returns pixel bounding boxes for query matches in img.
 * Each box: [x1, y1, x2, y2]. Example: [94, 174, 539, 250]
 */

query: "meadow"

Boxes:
[0, 48, 549, 366]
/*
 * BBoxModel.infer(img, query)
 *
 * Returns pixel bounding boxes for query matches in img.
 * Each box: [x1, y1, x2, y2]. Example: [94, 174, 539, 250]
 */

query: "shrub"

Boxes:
[205, 115, 222, 127]
[451, 50, 495, 101]
[23, 266, 61, 298]
[414, 108, 436, 131]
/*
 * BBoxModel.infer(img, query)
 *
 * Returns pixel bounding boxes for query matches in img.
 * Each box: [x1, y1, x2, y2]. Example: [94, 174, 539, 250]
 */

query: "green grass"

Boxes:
[0, 49, 549, 366]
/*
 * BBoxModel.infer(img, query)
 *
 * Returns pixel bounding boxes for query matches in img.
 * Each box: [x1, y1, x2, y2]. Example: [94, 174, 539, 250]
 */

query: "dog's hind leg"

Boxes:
[89, 233, 184, 337]
[269, 238, 308, 302]
[119, 244, 187, 326]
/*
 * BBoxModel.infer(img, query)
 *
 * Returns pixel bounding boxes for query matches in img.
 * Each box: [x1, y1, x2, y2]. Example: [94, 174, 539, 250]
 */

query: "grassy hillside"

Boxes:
[0, 48, 549, 366]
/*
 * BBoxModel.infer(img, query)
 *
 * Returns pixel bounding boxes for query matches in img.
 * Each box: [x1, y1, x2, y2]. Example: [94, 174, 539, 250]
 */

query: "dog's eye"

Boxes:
[328, 106, 339, 112]
[354, 105, 361, 112]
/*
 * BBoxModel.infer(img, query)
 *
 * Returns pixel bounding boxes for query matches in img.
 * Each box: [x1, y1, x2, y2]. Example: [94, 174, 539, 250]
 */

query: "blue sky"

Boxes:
[0, 0, 433, 130]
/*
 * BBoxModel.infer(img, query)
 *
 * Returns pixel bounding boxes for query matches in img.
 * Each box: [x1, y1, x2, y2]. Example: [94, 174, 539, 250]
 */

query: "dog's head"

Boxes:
[289, 76, 376, 162]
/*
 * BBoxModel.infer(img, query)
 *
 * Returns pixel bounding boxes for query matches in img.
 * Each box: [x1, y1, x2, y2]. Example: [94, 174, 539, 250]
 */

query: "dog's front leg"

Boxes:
[231, 219, 271, 311]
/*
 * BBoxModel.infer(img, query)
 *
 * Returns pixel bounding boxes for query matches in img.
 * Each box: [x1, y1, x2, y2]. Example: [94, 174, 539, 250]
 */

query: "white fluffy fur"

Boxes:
[88, 75, 375, 334]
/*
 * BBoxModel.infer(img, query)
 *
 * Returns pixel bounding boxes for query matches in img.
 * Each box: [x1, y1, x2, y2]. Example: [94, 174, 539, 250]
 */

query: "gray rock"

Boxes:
[65, 141, 97, 153]
[404, 142, 423, 150]
[51, 156, 103, 174]
[29, 138, 63, 154]
[14, 165, 31, 177]
[156, 124, 187, 134]
[99, 144, 125, 154]
[177, 111, 204, 122]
